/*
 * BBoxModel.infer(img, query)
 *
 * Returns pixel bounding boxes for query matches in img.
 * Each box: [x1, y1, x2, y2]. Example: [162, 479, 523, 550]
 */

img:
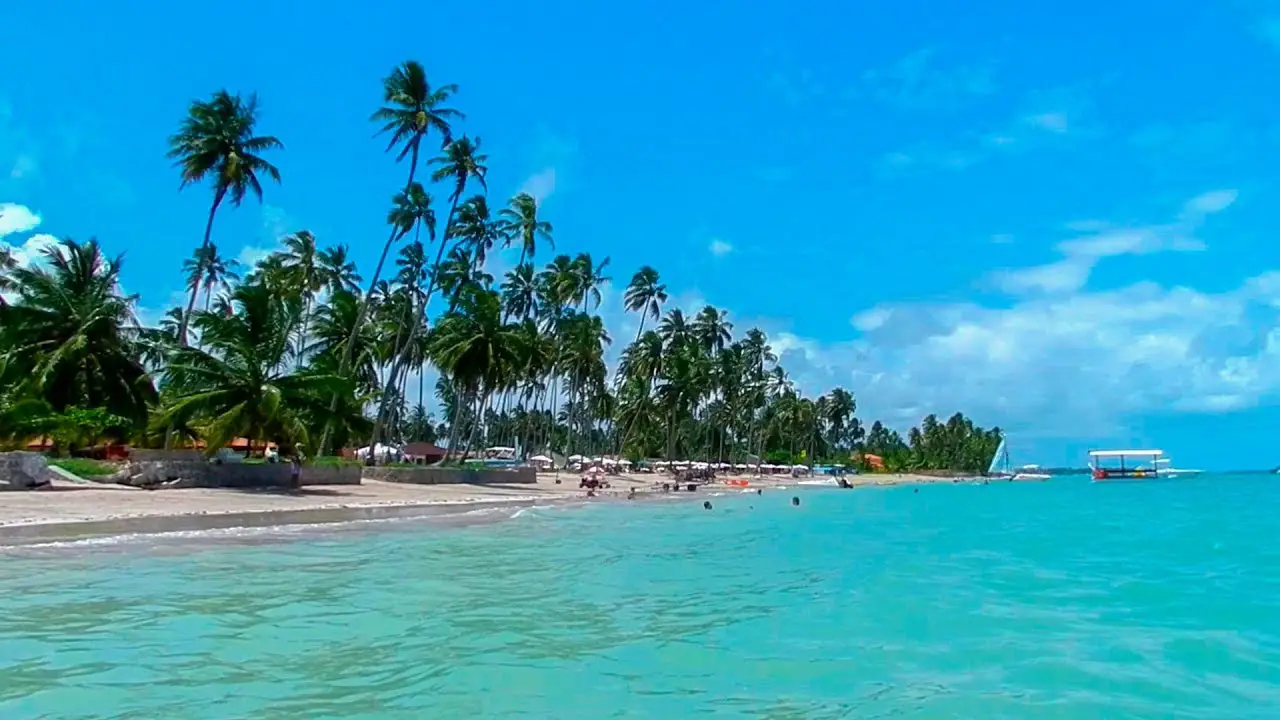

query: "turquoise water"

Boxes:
[3, 475, 1280, 718]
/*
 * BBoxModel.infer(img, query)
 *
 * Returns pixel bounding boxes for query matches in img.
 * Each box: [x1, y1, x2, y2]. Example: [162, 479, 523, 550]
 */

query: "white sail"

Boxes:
[987, 438, 1007, 475]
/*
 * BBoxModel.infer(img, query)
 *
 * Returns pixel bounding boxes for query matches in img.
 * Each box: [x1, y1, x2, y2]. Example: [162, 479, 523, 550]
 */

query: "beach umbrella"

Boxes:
[530, 454, 552, 462]
[568, 454, 585, 462]
[618, 459, 632, 466]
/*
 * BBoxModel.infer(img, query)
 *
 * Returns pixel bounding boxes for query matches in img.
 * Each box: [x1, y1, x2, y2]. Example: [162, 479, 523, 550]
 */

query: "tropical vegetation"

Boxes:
[0, 60, 1001, 474]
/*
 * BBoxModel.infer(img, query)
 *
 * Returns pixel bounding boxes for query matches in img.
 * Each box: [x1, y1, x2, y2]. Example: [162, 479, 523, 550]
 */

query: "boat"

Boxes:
[1012, 463, 1051, 481]
[986, 439, 1050, 481]
[1089, 449, 1168, 481]
[1148, 457, 1202, 478]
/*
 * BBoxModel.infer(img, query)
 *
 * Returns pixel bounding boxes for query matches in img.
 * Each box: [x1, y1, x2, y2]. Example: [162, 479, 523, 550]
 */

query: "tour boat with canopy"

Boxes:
[1089, 449, 1165, 481]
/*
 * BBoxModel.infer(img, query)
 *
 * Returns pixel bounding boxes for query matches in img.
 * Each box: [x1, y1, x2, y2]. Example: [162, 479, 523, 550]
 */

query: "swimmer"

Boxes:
[703, 501, 713, 510]
[913, 488, 919, 494]
[791, 496, 800, 507]
[756, 489, 763, 495]
[628, 487, 636, 500]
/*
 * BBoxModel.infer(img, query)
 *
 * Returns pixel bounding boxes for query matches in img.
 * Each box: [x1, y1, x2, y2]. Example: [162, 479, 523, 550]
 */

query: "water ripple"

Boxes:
[3, 476, 1280, 717]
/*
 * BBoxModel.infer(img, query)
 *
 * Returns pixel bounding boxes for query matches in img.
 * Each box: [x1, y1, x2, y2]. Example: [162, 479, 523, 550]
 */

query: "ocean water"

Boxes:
[3, 475, 1280, 718]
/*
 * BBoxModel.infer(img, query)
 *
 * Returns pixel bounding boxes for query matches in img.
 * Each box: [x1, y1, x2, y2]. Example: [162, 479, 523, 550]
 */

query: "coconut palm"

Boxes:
[427, 285, 524, 459]
[623, 266, 667, 341]
[371, 61, 461, 187]
[317, 244, 361, 295]
[158, 282, 347, 453]
[167, 90, 282, 346]
[499, 192, 553, 269]
[0, 238, 156, 426]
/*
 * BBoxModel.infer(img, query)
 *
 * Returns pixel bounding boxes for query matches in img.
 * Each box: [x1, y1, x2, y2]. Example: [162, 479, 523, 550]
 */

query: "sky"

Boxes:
[2, 0, 1280, 469]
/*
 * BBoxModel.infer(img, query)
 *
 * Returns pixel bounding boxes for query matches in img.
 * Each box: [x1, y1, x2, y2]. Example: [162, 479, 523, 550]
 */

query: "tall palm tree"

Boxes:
[167, 90, 282, 346]
[623, 266, 667, 342]
[199, 245, 240, 312]
[281, 230, 323, 367]
[452, 196, 501, 271]
[371, 60, 461, 188]
[499, 192, 553, 269]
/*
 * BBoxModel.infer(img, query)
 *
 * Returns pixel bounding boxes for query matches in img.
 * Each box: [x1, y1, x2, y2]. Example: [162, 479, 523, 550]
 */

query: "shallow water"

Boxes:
[3, 475, 1280, 718]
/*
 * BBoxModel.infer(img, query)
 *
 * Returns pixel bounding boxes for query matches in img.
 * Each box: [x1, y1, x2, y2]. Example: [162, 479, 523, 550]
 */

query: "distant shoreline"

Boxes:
[0, 471, 985, 547]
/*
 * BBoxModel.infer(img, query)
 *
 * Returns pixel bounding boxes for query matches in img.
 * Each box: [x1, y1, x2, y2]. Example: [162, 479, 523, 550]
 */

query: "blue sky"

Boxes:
[2, 0, 1280, 468]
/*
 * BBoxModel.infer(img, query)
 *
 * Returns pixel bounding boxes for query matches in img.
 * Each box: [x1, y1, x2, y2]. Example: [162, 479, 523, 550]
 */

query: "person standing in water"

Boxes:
[791, 496, 800, 507]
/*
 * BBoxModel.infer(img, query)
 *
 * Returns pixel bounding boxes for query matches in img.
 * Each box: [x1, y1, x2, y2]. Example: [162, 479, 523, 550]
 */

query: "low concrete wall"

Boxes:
[129, 449, 205, 462]
[363, 466, 536, 485]
[119, 460, 362, 489]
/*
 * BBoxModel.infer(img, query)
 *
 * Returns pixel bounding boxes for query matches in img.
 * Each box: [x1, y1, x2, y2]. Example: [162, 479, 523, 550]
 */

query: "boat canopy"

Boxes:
[1088, 449, 1163, 457]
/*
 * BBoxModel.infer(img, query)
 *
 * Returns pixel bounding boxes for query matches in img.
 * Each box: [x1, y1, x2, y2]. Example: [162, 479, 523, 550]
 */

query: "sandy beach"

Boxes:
[0, 471, 954, 543]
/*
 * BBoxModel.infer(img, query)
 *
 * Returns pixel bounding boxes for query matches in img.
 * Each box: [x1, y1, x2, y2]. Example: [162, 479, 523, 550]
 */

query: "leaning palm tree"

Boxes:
[167, 90, 282, 346]
[623, 266, 667, 341]
[199, 244, 240, 311]
[499, 192, 553, 269]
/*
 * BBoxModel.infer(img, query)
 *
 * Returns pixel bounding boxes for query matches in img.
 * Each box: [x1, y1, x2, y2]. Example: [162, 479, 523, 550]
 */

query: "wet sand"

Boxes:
[0, 471, 953, 544]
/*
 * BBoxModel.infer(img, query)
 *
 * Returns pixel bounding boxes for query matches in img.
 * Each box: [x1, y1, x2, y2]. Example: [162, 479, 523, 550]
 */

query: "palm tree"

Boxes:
[453, 196, 501, 271]
[167, 90, 282, 346]
[317, 244, 361, 295]
[281, 230, 323, 367]
[199, 245, 240, 312]
[0, 238, 156, 426]
[159, 282, 347, 454]
[371, 60, 461, 188]
[427, 285, 523, 460]
[623, 266, 667, 341]
[499, 192, 553, 269]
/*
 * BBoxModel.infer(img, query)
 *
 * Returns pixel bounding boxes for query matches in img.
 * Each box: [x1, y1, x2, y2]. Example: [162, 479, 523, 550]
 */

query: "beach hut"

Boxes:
[403, 442, 446, 464]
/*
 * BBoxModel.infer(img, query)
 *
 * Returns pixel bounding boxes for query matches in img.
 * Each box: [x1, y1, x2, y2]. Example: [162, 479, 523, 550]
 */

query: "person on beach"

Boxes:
[628, 487, 636, 500]
[290, 454, 302, 488]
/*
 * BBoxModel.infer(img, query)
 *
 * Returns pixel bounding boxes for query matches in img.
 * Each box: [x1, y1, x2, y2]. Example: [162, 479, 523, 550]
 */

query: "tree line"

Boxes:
[0, 59, 1001, 473]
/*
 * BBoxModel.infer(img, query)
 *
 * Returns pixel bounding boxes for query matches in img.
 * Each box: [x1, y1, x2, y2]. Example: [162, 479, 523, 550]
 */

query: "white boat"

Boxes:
[1012, 463, 1051, 481]
[1089, 449, 1168, 481]
[1147, 457, 1202, 477]
[987, 439, 1050, 481]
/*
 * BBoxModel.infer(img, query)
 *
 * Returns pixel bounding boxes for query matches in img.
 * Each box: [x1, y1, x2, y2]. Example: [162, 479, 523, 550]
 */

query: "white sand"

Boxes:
[0, 470, 955, 539]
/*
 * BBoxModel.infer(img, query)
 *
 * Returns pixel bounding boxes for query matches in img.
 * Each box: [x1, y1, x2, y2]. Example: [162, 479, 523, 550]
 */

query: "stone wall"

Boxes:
[0, 452, 52, 491]
[119, 460, 362, 489]
[363, 465, 536, 485]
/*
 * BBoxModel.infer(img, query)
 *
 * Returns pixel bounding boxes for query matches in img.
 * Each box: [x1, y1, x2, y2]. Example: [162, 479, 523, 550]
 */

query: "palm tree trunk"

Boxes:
[176, 188, 225, 348]
[442, 380, 467, 465]
[318, 145, 421, 456]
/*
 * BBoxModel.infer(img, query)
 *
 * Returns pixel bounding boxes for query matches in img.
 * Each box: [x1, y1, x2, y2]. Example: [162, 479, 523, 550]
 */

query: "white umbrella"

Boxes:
[602, 458, 617, 466]
[618, 459, 632, 466]
[568, 454, 585, 462]
[530, 454, 552, 462]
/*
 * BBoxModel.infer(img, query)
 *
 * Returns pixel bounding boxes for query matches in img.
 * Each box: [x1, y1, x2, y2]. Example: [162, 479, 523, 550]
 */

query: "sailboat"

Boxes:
[987, 439, 1051, 481]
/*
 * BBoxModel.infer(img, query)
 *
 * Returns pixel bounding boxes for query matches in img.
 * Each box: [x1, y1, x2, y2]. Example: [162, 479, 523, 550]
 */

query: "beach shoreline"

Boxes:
[0, 471, 959, 546]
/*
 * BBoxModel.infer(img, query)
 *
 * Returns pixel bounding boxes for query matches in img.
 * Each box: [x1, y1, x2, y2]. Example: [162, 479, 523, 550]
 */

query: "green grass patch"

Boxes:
[309, 456, 364, 467]
[49, 458, 120, 477]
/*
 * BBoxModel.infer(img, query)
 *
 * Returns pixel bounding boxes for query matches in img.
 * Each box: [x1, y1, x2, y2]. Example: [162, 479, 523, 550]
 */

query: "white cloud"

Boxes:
[518, 168, 557, 203]
[0, 202, 40, 238]
[794, 273, 1280, 439]
[1024, 112, 1069, 134]
[862, 47, 997, 110]
[6, 233, 58, 268]
[708, 239, 733, 257]
[989, 190, 1232, 296]
[235, 204, 294, 268]
[9, 155, 35, 179]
